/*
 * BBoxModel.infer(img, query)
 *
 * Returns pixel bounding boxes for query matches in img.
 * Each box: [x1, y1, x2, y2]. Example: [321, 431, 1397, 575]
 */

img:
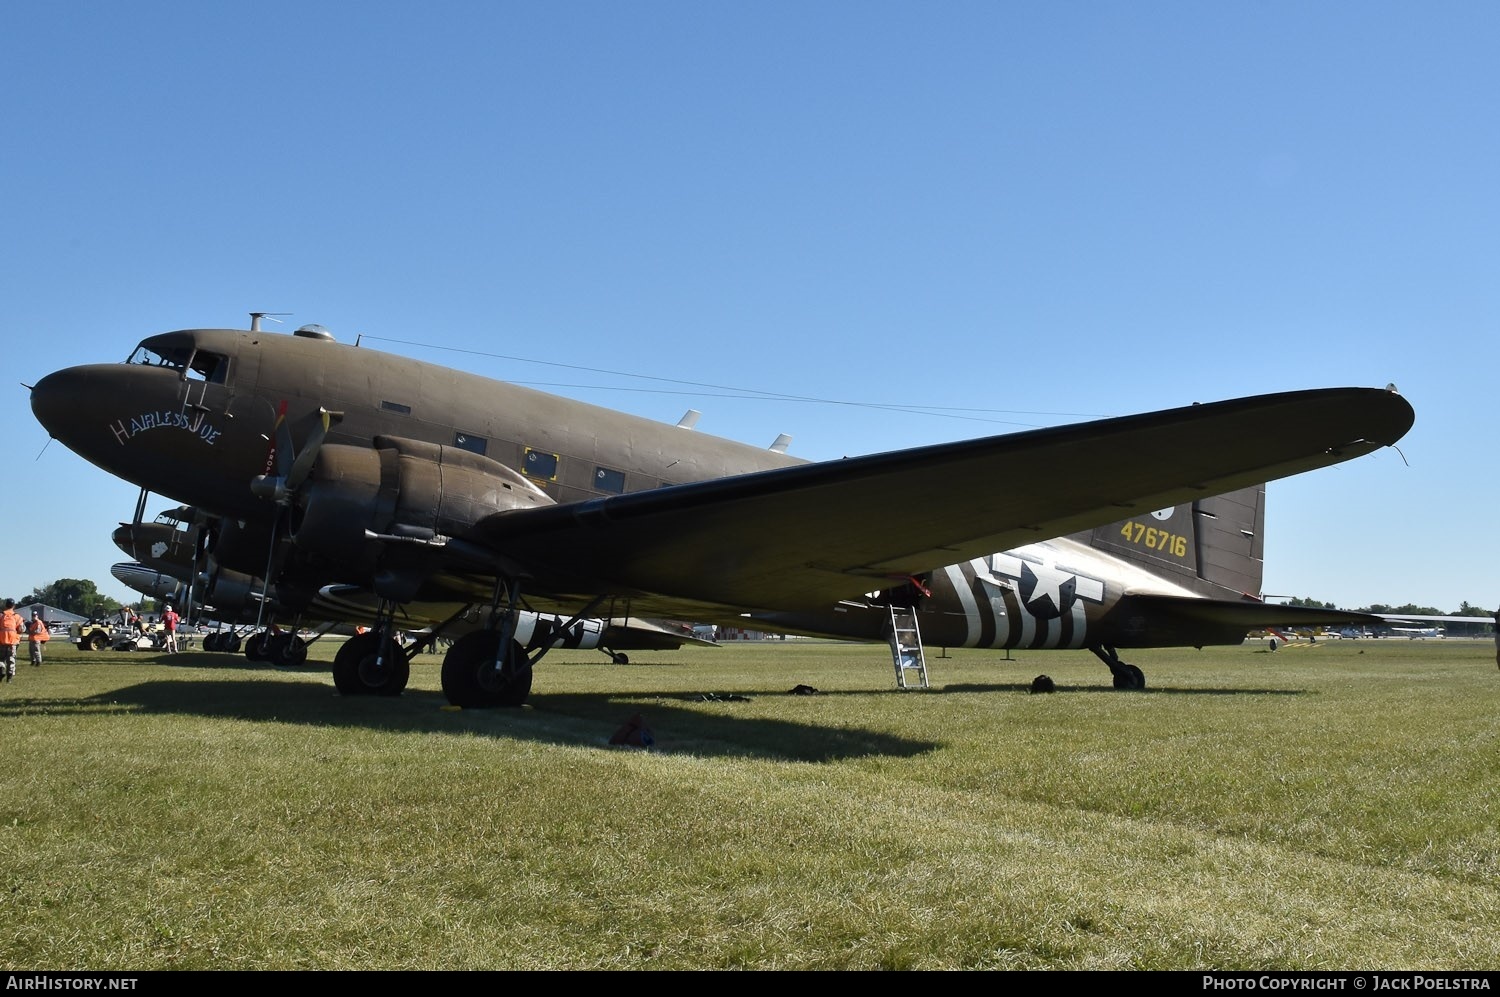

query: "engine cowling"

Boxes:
[290, 437, 555, 574]
[199, 565, 271, 618]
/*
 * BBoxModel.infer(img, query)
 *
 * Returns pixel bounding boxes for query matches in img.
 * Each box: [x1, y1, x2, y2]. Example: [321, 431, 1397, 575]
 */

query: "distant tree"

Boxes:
[1359, 603, 1442, 617]
[1284, 596, 1339, 610]
[1454, 602, 1493, 618]
[21, 578, 122, 620]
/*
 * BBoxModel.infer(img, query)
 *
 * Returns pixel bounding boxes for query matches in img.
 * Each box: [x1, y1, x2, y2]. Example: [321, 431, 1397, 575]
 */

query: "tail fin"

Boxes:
[1074, 485, 1266, 598]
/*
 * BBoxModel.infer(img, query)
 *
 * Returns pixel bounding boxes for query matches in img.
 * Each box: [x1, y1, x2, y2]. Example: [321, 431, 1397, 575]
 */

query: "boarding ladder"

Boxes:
[887, 605, 929, 689]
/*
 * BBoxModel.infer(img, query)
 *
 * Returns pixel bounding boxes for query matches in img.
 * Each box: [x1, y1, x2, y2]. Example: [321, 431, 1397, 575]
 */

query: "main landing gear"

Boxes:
[243, 629, 309, 667]
[332, 603, 411, 697]
[202, 630, 242, 653]
[435, 579, 592, 709]
[440, 630, 533, 708]
[332, 629, 410, 696]
[1090, 644, 1146, 690]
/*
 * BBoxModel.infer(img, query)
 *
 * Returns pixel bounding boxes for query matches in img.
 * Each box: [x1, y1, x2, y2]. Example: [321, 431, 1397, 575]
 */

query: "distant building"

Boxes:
[22, 603, 87, 626]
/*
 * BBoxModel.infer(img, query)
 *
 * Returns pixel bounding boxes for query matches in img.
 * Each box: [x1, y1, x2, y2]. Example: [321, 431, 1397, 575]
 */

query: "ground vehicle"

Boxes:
[70, 621, 120, 651]
[70, 620, 172, 651]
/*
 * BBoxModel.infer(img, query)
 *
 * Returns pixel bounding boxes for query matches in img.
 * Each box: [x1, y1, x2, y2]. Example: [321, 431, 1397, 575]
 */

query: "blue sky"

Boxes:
[3, 2, 1495, 612]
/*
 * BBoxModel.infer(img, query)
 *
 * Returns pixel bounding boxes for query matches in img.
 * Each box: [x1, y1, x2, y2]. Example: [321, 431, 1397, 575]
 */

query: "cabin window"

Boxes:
[382, 401, 412, 415]
[523, 448, 559, 481]
[453, 432, 487, 456]
[594, 466, 626, 494]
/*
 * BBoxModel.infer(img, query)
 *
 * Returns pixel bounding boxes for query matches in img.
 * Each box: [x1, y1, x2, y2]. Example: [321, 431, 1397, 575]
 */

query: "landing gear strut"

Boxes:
[1090, 645, 1146, 690]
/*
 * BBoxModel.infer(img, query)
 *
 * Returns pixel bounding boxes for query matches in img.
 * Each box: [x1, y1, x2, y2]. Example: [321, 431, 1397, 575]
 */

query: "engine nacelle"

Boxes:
[291, 437, 554, 573]
[200, 565, 273, 619]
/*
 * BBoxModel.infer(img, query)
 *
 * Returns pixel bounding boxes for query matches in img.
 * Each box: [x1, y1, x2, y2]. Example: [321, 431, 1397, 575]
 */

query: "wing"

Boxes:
[453, 386, 1413, 613]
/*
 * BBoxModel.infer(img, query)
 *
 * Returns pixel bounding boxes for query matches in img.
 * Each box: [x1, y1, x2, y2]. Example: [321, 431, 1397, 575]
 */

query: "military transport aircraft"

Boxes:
[28, 320, 1415, 706]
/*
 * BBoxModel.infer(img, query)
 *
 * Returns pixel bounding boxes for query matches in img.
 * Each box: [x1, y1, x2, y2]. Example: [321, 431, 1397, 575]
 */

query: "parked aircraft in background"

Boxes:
[29, 319, 1414, 705]
[1335, 613, 1492, 639]
[1385, 624, 1444, 639]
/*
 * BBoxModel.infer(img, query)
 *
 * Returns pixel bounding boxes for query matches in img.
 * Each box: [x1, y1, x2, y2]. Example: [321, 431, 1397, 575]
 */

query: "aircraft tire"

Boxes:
[225, 634, 242, 654]
[1111, 665, 1146, 691]
[272, 634, 308, 667]
[358, 646, 409, 696]
[333, 632, 408, 696]
[441, 631, 532, 708]
[244, 631, 274, 662]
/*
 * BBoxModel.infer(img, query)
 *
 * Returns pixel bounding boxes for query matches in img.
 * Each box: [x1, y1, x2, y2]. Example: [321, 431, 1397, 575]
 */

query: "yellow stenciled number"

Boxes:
[1122, 522, 1189, 558]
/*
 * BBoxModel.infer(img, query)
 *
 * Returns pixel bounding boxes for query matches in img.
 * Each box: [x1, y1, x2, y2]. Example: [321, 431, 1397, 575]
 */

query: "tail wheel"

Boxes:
[332, 631, 409, 696]
[441, 630, 533, 708]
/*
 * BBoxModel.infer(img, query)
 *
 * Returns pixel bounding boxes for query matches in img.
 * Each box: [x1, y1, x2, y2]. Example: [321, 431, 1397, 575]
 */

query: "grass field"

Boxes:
[1, 634, 1497, 970]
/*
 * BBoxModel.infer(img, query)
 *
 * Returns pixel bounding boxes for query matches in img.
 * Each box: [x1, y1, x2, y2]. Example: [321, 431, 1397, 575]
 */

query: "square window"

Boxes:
[453, 432, 487, 456]
[594, 466, 625, 494]
[524, 448, 559, 480]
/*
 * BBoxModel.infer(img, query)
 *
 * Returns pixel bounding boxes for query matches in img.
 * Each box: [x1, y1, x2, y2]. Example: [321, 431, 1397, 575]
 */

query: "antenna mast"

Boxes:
[249, 312, 290, 332]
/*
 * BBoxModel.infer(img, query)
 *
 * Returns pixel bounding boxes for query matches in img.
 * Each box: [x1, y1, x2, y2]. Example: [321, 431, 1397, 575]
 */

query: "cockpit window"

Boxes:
[126, 342, 228, 384]
[189, 351, 228, 383]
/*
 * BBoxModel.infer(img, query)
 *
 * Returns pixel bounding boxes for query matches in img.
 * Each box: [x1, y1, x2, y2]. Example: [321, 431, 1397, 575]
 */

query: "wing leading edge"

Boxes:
[456, 386, 1414, 612]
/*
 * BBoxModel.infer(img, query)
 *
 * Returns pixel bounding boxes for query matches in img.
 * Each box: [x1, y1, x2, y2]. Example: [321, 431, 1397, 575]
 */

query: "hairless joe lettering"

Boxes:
[108, 412, 223, 446]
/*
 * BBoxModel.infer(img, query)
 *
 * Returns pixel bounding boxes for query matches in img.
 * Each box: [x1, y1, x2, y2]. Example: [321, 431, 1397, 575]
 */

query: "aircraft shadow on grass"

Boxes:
[940, 681, 1307, 697]
[1, 677, 937, 763]
[151, 650, 1310, 699]
[3, 658, 1306, 764]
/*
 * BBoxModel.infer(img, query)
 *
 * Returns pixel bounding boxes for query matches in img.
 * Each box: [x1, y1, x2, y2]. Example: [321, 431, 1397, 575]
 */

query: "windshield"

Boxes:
[127, 336, 228, 384]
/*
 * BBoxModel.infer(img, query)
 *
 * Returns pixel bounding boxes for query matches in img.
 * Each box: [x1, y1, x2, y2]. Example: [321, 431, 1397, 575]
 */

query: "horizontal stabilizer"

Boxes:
[1121, 594, 1385, 630]
[602, 617, 719, 650]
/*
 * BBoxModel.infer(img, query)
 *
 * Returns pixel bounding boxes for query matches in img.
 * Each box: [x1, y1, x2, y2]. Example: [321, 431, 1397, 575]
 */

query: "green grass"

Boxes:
[1, 635, 1497, 970]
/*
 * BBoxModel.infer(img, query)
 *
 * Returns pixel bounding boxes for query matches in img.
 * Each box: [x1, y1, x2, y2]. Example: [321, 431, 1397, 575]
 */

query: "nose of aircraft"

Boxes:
[111, 523, 137, 557]
[29, 366, 94, 440]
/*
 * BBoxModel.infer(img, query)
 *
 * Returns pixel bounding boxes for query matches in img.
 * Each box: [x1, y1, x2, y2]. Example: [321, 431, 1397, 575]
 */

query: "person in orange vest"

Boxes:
[25, 609, 50, 667]
[0, 599, 23, 683]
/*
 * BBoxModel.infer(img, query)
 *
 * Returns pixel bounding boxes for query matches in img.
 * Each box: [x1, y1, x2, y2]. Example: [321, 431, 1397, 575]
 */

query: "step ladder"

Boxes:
[887, 605, 929, 689]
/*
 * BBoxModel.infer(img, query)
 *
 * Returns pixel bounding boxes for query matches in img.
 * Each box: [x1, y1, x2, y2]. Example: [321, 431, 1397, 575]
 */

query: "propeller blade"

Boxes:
[286, 408, 332, 490]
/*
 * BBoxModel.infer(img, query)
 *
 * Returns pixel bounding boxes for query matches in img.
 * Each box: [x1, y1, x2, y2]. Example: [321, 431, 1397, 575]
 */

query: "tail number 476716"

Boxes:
[1121, 522, 1188, 558]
